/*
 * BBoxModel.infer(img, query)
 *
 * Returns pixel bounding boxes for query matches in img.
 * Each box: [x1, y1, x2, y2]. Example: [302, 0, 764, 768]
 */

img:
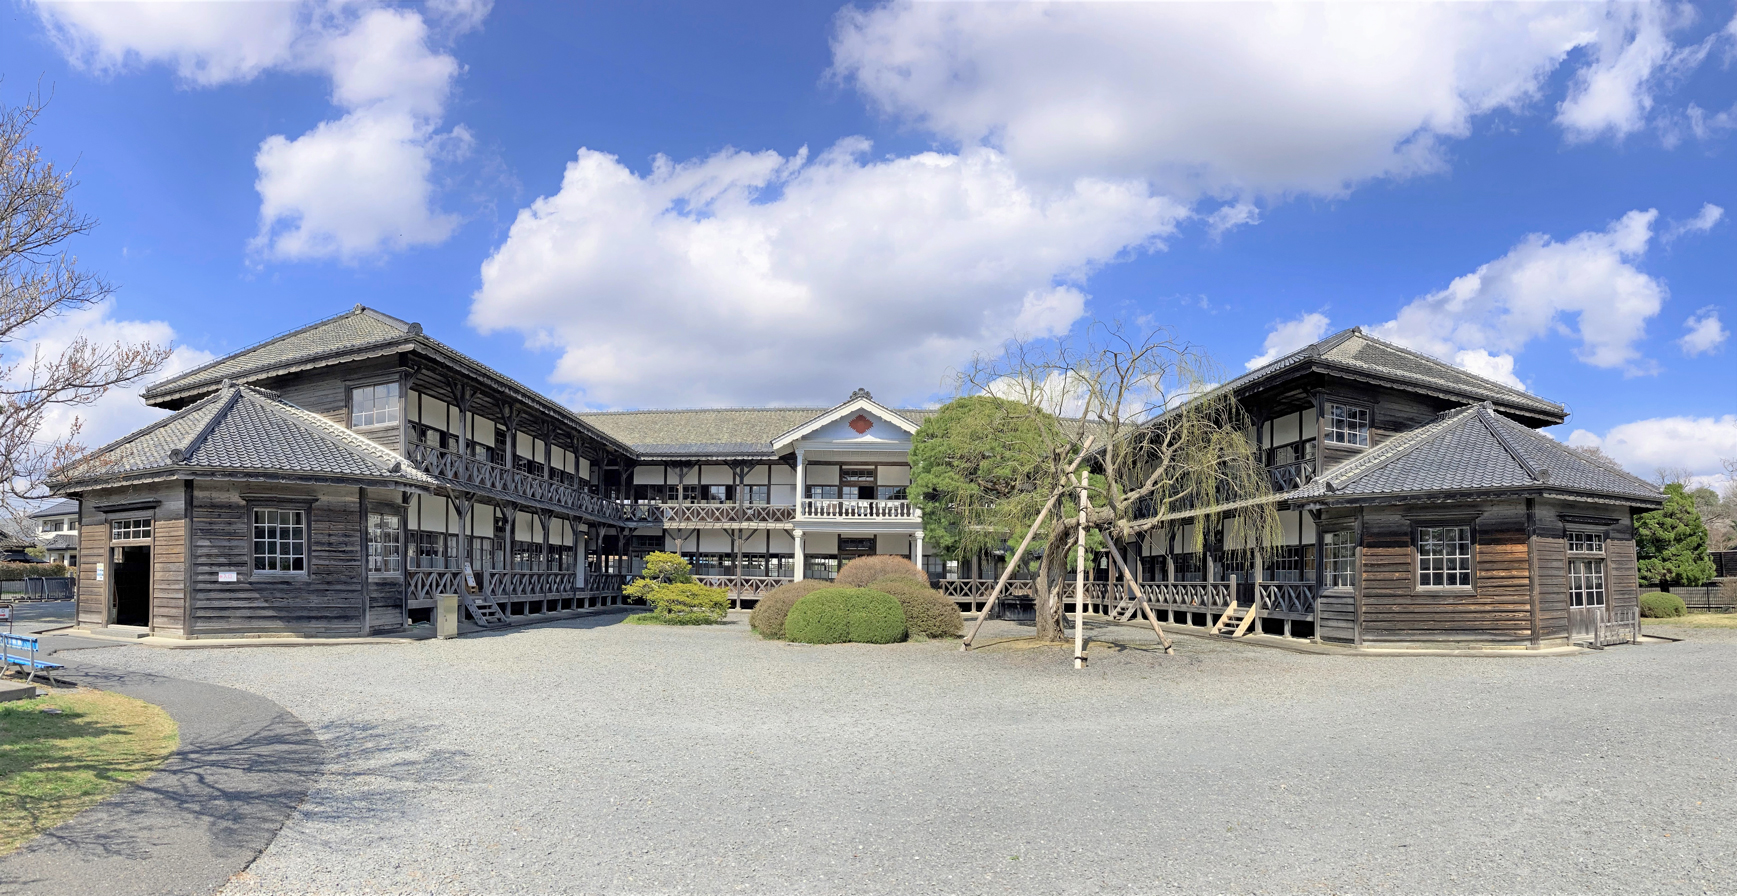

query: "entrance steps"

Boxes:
[463, 596, 507, 626]
[84, 625, 152, 640]
[1211, 602, 1259, 638]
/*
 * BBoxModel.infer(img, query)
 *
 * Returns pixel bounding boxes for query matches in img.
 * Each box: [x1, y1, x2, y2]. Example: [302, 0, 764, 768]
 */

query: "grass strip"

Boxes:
[1645, 612, 1737, 629]
[0, 687, 178, 855]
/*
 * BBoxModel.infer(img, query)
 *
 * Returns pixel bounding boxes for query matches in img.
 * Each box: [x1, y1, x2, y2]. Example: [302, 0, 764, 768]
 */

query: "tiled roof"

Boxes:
[143, 306, 414, 400]
[50, 384, 439, 491]
[44, 533, 78, 550]
[1288, 404, 1661, 505]
[581, 406, 938, 458]
[28, 498, 79, 519]
[1229, 328, 1565, 420]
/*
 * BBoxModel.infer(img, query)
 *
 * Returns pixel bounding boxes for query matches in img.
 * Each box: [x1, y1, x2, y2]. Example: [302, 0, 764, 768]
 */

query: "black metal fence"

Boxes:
[0, 576, 75, 601]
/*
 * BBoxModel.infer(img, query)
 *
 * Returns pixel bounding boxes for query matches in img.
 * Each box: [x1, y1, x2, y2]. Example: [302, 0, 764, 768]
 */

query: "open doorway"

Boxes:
[112, 545, 151, 627]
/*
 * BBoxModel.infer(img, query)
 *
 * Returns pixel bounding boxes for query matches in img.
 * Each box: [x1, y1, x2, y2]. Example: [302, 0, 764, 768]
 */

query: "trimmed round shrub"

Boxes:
[1640, 591, 1688, 618]
[749, 579, 829, 639]
[866, 576, 962, 639]
[642, 582, 729, 623]
[784, 587, 907, 645]
[835, 554, 929, 588]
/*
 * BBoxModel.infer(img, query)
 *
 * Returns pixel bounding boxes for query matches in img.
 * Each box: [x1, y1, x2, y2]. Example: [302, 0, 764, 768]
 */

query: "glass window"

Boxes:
[365, 513, 402, 574]
[1417, 525, 1472, 588]
[877, 486, 909, 501]
[841, 468, 876, 484]
[1324, 530, 1356, 589]
[703, 485, 731, 503]
[253, 508, 306, 573]
[1324, 403, 1370, 447]
[806, 485, 840, 500]
[350, 382, 400, 428]
[110, 518, 152, 541]
[744, 485, 769, 505]
[1569, 559, 1606, 607]
[1567, 532, 1604, 554]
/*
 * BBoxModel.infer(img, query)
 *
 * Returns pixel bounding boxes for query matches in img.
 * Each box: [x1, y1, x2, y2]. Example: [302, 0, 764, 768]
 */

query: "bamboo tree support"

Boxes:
[960, 436, 1095, 650]
[1074, 469, 1088, 669]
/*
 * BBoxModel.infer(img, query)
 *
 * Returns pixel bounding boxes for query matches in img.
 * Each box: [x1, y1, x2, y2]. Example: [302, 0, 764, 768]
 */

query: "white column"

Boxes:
[794, 448, 806, 517]
[911, 530, 924, 568]
[793, 528, 805, 581]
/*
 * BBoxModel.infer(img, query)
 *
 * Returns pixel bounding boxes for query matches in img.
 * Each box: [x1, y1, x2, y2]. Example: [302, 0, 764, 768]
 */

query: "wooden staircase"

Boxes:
[1211, 601, 1260, 638]
[464, 594, 507, 627]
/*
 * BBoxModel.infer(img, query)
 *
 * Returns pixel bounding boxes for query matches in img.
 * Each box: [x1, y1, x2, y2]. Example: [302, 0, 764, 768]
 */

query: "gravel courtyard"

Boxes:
[71, 614, 1737, 895]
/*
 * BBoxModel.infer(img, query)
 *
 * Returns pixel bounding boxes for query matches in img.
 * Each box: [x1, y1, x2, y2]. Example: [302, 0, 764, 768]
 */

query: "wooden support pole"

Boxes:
[1086, 500, 1174, 654]
[962, 436, 1095, 650]
[1074, 470, 1087, 670]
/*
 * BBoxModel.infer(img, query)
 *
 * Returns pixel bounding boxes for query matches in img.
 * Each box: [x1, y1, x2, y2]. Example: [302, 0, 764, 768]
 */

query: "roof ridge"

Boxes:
[1341, 329, 1559, 410]
[178, 386, 244, 463]
[1475, 404, 1541, 482]
[52, 389, 232, 480]
[1489, 412, 1660, 493]
[1318, 404, 1483, 492]
[240, 385, 408, 475]
[143, 306, 378, 396]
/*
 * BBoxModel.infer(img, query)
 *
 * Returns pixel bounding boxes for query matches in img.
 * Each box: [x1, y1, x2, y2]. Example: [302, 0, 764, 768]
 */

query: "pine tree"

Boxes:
[1636, 483, 1716, 589]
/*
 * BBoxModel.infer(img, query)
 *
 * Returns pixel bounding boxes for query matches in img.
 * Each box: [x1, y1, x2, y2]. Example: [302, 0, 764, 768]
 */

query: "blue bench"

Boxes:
[1, 633, 64, 686]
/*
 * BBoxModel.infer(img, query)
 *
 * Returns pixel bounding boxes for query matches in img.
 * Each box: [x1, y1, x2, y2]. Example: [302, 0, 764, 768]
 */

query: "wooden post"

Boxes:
[1099, 525, 1173, 653]
[1312, 508, 1325, 644]
[962, 435, 1095, 649]
[1074, 470, 1087, 670]
[359, 486, 370, 635]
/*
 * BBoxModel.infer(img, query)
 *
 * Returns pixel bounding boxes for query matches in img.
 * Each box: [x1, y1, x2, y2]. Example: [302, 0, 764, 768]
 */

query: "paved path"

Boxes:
[0, 620, 323, 896]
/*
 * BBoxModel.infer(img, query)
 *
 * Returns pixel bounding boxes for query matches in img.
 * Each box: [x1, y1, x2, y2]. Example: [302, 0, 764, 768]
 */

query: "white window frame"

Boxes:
[1323, 529, 1356, 590]
[350, 381, 401, 429]
[1566, 529, 1607, 608]
[1416, 524, 1473, 589]
[367, 511, 403, 576]
[110, 517, 153, 542]
[1323, 403, 1371, 447]
[252, 507, 308, 576]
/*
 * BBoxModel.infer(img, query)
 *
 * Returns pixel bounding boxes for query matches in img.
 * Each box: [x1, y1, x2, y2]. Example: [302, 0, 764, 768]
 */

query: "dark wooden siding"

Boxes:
[366, 497, 406, 634]
[1532, 523, 1568, 643]
[74, 481, 187, 634]
[189, 482, 366, 635]
[1531, 500, 1640, 641]
[262, 358, 404, 454]
[1317, 592, 1356, 642]
[1358, 502, 1534, 643]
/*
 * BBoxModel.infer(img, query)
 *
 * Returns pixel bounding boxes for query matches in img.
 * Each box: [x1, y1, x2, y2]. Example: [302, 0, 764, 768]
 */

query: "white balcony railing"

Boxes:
[798, 499, 921, 520]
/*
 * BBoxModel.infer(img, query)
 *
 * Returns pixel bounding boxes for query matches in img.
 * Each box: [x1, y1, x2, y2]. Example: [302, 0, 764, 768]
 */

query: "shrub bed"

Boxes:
[749, 579, 828, 639]
[835, 555, 929, 588]
[865, 577, 962, 639]
[0, 563, 69, 581]
[1640, 591, 1688, 618]
[784, 587, 907, 644]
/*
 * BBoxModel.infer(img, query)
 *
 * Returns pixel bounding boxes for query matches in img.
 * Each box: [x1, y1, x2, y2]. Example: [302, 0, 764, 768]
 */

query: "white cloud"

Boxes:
[1680, 307, 1729, 357]
[1663, 202, 1724, 241]
[1558, 5, 1735, 143]
[1246, 312, 1331, 370]
[1373, 209, 1667, 383]
[833, 2, 1631, 200]
[34, 1, 481, 262]
[36, 0, 302, 86]
[1570, 415, 1737, 481]
[1206, 203, 1261, 239]
[8, 301, 216, 455]
[471, 141, 1185, 408]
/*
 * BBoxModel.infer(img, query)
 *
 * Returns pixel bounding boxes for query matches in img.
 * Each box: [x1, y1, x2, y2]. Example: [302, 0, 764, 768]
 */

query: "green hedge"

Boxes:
[784, 587, 907, 645]
[865, 577, 962, 639]
[1639, 592, 1688, 618]
[749, 579, 828, 639]
[0, 563, 69, 581]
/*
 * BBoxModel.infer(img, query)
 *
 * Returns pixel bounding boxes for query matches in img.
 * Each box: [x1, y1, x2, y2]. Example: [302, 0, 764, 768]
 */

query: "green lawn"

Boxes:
[1644, 612, 1737, 629]
[0, 688, 178, 854]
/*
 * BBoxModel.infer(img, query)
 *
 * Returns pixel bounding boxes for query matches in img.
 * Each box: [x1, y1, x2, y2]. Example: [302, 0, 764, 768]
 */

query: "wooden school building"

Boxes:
[49, 308, 1662, 648]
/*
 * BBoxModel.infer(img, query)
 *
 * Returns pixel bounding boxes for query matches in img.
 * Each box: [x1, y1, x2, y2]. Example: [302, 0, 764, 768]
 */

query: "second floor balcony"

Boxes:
[406, 442, 652, 525]
[799, 498, 921, 522]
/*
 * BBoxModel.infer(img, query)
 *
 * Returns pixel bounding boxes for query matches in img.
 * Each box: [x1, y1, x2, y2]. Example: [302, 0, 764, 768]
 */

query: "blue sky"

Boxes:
[2, 1, 1734, 482]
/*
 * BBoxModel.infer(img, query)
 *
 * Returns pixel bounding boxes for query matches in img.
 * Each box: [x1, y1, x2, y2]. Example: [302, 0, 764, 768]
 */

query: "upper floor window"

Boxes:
[806, 485, 841, 501]
[41, 519, 63, 533]
[841, 468, 875, 484]
[744, 485, 770, 505]
[351, 382, 400, 428]
[1566, 532, 1604, 554]
[1417, 525, 1472, 588]
[1323, 403, 1370, 447]
[111, 518, 152, 542]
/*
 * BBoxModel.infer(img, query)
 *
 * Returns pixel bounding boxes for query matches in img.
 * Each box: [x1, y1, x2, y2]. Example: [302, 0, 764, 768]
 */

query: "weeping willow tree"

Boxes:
[930, 321, 1280, 642]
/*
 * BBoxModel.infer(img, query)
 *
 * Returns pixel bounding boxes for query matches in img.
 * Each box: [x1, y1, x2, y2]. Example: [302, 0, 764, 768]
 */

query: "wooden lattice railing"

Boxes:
[645, 504, 796, 526]
[1138, 581, 1234, 610]
[409, 568, 627, 601]
[1254, 582, 1318, 620]
[693, 576, 791, 598]
[1267, 460, 1316, 492]
[406, 443, 649, 525]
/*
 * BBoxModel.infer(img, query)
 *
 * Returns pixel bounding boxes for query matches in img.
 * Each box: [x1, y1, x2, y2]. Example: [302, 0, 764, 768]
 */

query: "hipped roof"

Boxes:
[50, 383, 440, 494]
[1288, 403, 1661, 507]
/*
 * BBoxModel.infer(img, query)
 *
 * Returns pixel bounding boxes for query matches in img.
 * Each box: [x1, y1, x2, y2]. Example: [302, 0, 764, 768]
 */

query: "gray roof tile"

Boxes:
[1288, 404, 1660, 504]
[143, 306, 412, 399]
[52, 384, 438, 491]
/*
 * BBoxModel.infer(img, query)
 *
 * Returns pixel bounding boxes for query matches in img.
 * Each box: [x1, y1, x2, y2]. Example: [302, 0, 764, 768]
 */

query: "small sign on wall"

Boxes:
[463, 562, 478, 593]
[95, 562, 104, 582]
[218, 571, 237, 583]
